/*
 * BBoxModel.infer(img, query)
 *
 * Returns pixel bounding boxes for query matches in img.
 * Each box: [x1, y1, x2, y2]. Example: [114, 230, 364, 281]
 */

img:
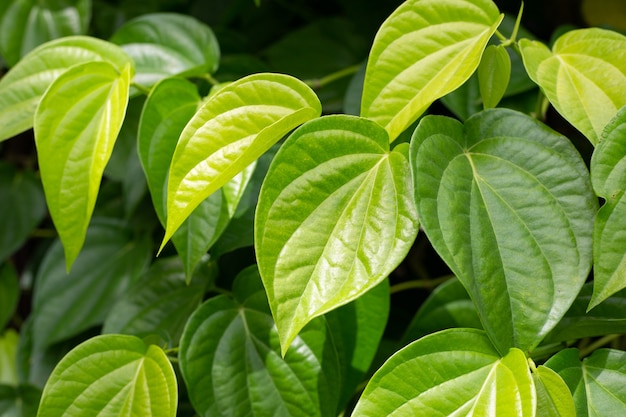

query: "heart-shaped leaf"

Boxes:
[110, 13, 220, 88]
[411, 109, 596, 354]
[179, 266, 340, 417]
[361, 0, 502, 141]
[162, 73, 321, 249]
[34, 61, 131, 269]
[0, 0, 90, 67]
[519, 28, 626, 144]
[255, 114, 418, 353]
[0, 36, 132, 142]
[589, 107, 626, 308]
[37, 334, 177, 417]
[533, 364, 576, 417]
[478, 44, 511, 109]
[352, 328, 535, 416]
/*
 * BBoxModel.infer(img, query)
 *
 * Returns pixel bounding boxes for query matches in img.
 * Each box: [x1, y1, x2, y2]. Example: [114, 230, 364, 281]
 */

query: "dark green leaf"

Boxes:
[0, 264, 19, 331]
[0, 383, 41, 417]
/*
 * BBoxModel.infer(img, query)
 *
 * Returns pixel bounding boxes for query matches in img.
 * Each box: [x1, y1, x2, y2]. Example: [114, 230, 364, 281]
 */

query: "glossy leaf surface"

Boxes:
[37, 334, 176, 417]
[0, 264, 19, 332]
[361, 0, 502, 141]
[110, 13, 220, 88]
[31, 220, 151, 351]
[162, 73, 321, 248]
[0, 36, 132, 142]
[589, 107, 626, 307]
[533, 365, 576, 417]
[179, 266, 340, 417]
[352, 328, 535, 416]
[520, 28, 626, 144]
[34, 61, 131, 269]
[0, 0, 90, 67]
[256, 115, 418, 353]
[411, 109, 596, 354]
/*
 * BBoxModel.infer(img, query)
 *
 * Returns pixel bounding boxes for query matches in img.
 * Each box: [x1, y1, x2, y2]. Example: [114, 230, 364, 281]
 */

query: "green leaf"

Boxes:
[110, 13, 220, 88]
[352, 328, 535, 416]
[31, 219, 151, 351]
[255, 114, 418, 353]
[34, 61, 131, 269]
[478, 44, 511, 109]
[411, 109, 596, 354]
[0, 329, 18, 385]
[401, 277, 481, 345]
[0, 36, 133, 142]
[179, 266, 340, 417]
[37, 334, 177, 417]
[0, 384, 41, 417]
[533, 364, 576, 417]
[162, 72, 321, 249]
[0, 264, 19, 331]
[519, 28, 626, 144]
[0, 0, 91, 67]
[102, 256, 215, 346]
[589, 107, 626, 308]
[361, 0, 503, 141]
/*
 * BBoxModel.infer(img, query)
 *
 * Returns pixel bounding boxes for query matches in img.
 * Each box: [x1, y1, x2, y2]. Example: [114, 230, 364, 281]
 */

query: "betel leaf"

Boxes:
[589, 107, 626, 308]
[0, 263, 19, 331]
[411, 109, 596, 354]
[110, 13, 220, 88]
[533, 364, 576, 417]
[0, 0, 91, 67]
[352, 328, 535, 416]
[255, 114, 418, 353]
[161, 72, 321, 249]
[179, 266, 340, 417]
[360, 0, 503, 141]
[37, 334, 177, 417]
[34, 61, 132, 270]
[0, 36, 132, 142]
[519, 28, 626, 145]
[31, 219, 151, 352]
[478, 44, 511, 109]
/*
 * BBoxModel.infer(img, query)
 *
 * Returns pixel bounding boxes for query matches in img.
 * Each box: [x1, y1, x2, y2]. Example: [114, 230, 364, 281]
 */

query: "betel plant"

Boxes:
[2, 0, 626, 415]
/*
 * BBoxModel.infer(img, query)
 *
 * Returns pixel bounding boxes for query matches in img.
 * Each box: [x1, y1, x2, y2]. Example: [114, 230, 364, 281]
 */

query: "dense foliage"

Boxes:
[2, 0, 626, 415]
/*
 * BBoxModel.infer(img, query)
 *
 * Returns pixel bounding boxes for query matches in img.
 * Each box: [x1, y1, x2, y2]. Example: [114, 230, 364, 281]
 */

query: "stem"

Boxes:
[30, 228, 57, 238]
[579, 334, 621, 358]
[131, 82, 151, 96]
[389, 276, 450, 294]
[510, 2, 525, 43]
[203, 73, 220, 86]
[304, 64, 361, 90]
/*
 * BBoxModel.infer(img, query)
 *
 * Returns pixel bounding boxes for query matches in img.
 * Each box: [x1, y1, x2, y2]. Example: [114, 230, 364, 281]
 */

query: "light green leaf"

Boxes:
[361, 0, 502, 141]
[162, 72, 321, 249]
[533, 365, 576, 417]
[411, 109, 596, 354]
[478, 44, 511, 109]
[34, 61, 131, 269]
[0, 36, 133, 142]
[589, 107, 626, 308]
[0, 0, 90, 67]
[179, 266, 340, 417]
[352, 328, 535, 416]
[255, 114, 418, 353]
[31, 219, 151, 351]
[0, 329, 18, 385]
[110, 13, 220, 88]
[0, 264, 19, 332]
[519, 28, 626, 144]
[37, 334, 177, 417]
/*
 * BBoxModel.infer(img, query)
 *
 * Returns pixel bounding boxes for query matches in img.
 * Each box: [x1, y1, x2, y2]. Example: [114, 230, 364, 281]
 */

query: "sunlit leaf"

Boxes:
[34, 61, 131, 269]
[37, 334, 177, 417]
[0, 36, 132, 142]
[533, 364, 576, 417]
[352, 328, 535, 416]
[411, 109, 596, 354]
[361, 0, 502, 141]
[110, 13, 220, 88]
[519, 28, 626, 144]
[162, 73, 321, 249]
[256, 114, 418, 353]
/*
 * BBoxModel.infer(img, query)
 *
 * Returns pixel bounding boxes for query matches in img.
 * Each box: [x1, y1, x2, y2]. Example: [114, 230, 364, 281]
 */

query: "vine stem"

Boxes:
[579, 334, 621, 358]
[389, 276, 450, 295]
[131, 82, 151, 96]
[304, 64, 361, 90]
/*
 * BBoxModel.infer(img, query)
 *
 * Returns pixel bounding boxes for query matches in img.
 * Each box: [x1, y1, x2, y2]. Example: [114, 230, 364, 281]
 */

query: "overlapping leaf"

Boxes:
[478, 44, 511, 109]
[162, 73, 321, 248]
[110, 13, 220, 88]
[37, 334, 177, 417]
[34, 61, 131, 269]
[361, 0, 502, 141]
[533, 364, 576, 417]
[179, 266, 340, 417]
[411, 109, 596, 354]
[589, 107, 626, 307]
[352, 328, 535, 416]
[520, 28, 626, 144]
[0, 36, 132, 142]
[256, 114, 418, 353]
[0, 383, 40, 417]
[0, 329, 18, 385]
